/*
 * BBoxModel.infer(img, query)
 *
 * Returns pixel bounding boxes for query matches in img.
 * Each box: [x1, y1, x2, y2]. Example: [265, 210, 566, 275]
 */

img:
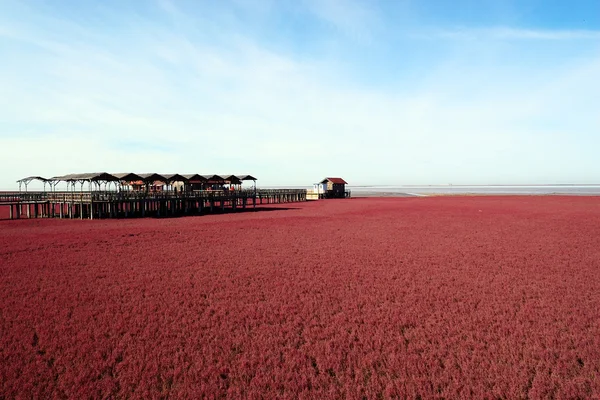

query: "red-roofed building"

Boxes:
[320, 177, 349, 198]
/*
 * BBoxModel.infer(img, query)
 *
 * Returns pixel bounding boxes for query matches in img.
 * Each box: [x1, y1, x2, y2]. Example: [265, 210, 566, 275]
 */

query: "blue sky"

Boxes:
[1, 0, 599, 187]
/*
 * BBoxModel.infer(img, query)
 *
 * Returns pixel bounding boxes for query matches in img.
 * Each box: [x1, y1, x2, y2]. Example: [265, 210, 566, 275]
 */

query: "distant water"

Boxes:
[349, 185, 600, 196]
[262, 185, 600, 196]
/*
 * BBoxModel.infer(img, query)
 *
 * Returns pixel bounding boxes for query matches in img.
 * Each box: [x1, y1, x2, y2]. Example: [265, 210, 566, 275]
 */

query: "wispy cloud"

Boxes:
[428, 27, 600, 40]
[302, 0, 380, 41]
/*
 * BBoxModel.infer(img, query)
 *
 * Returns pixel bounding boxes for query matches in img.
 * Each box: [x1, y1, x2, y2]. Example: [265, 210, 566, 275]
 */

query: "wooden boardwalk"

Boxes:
[0, 189, 307, 220]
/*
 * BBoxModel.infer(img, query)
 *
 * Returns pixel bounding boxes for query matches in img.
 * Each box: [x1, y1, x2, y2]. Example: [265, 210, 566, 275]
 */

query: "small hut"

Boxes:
[319, 177, 348, 199]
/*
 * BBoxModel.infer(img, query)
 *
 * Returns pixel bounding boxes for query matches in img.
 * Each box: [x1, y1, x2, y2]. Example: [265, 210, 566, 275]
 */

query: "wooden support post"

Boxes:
[9, 204, 13, 219]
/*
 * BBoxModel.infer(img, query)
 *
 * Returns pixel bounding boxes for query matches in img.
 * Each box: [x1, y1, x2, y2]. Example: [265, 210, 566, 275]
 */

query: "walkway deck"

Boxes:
[0, 189, 307, 220]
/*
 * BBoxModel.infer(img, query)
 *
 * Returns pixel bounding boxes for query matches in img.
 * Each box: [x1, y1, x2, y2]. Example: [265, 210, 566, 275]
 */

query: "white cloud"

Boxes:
[429, 27, 600, 41]
[302, 0, 379, 41]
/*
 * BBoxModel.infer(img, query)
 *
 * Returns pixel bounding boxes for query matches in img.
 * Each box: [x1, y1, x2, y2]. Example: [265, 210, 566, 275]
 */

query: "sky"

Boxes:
[1, 0, 599, 188]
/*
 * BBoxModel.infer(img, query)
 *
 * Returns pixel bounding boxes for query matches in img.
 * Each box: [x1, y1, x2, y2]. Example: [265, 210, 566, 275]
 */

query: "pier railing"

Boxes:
[0, 192, 46, 204]
[0, 189, 308, 204]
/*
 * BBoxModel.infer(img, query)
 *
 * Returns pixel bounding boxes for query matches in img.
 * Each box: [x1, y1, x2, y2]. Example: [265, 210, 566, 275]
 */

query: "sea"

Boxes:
[262, 185, 600, 197]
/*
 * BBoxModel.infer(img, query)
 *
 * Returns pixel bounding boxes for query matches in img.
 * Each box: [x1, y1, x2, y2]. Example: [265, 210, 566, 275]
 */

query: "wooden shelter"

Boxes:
[182, 174, 208, 191]
[18, 172, 257, 193]
[320, 177, 348, 199]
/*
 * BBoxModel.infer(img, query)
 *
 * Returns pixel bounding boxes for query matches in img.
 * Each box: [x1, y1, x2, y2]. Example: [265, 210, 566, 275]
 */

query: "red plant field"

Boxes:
[1, 196, 600, 398]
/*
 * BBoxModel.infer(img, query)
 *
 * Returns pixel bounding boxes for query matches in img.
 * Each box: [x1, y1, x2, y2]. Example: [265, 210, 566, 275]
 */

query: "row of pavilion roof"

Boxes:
[17, 173, 257, 185]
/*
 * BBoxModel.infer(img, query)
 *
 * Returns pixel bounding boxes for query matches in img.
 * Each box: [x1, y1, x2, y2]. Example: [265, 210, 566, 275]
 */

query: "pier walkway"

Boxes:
[0, 189, 307, 220]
